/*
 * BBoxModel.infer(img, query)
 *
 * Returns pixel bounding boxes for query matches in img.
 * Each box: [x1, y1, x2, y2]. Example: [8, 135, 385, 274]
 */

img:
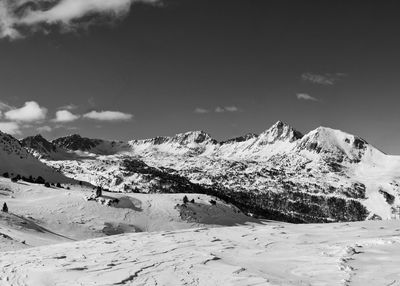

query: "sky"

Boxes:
[0, 0, 400, 154]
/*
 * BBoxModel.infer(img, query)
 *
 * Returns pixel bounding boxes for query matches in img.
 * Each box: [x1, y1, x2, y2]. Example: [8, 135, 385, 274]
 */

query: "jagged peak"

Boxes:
[130, 130, 217, 146]
[258, 121, 303, 144]
[23, 134, 49, 142]
[52, 133, 102, 151]
[169, 130, 217, 145]
[221, 133, 258, 144]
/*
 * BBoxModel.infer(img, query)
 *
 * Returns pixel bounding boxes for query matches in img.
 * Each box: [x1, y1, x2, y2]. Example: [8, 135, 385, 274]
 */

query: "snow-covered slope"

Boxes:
[0, 131, 72, 183]
[218, 121, 302, 159]
[0, 177, 255, 245]
[1, 220, 400, 285]
[23, 121, 400, 222]
[129, 130, 218, 156]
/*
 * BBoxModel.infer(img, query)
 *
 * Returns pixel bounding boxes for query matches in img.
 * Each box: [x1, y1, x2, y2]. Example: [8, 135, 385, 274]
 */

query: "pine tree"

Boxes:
[96, 186, 102, 198]
[2, 202, 8, 213]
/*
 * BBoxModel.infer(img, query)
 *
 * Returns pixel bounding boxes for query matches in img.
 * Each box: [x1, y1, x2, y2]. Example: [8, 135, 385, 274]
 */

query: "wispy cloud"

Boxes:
[58, 104, 78, 111]
[0, 100, 12, 111]
[195, 106, 241, 114]
[301, 72, 347, 85]
[0, 0, 161, 39]
[83, 110, 133, 121]
[53, 110, 80, 123]
[296, 93, 318, 101]
[224, 106, 239, 112]
[215, 106, 240, 113]
[194, 107, 210, 114]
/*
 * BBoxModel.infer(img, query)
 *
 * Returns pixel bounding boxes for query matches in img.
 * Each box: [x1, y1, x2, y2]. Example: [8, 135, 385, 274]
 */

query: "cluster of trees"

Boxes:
[2, 172, 63, 189]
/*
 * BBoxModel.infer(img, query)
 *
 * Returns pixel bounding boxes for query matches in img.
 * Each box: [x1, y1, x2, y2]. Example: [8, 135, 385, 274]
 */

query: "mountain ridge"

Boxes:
[14, 121, 400, 223]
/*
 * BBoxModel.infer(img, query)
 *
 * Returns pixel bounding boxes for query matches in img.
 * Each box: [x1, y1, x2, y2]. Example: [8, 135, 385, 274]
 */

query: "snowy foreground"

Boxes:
[1, 179, 400, 285]
[1, 220, 400, 285]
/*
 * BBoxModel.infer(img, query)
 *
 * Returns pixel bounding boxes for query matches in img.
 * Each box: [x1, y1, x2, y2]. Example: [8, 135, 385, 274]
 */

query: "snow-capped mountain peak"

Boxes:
[296, 126, 373, 162]
[170, 130, 217, 145]
[257, 120, 303, 145]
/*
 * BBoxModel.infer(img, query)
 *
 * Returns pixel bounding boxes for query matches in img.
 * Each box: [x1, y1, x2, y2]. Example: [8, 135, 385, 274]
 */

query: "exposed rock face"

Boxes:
[21, 134, 57, 155]
[221, 133, 258, 144]
[52, 134, 102, 151]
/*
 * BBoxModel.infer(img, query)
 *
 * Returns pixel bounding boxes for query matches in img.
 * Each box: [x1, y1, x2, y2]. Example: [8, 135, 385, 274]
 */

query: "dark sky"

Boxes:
[1, 0, 400, 153]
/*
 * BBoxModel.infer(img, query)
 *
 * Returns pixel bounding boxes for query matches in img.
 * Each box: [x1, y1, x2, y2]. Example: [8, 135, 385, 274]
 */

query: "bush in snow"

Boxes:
[56, 183, 62, 188]
[2, 172, 9, 178]
[44, 182, 51, 188]
[209, 199, 217, 205]
[183, 195, 189, 204]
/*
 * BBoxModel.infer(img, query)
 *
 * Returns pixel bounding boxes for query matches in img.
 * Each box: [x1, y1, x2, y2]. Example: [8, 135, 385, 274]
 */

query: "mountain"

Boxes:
[52, 134, 130, 155]
[52, 134, 103, 152]
[0, 131, 72, 183]
[129, 130, 218, 156]
[21, 134, 57, 155]
[217, 121, 302, 159]
[22, 121, 400, 222]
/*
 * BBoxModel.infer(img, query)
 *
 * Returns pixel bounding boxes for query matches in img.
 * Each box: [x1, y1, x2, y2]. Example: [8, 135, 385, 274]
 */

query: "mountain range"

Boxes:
[5, 120, 400, 223]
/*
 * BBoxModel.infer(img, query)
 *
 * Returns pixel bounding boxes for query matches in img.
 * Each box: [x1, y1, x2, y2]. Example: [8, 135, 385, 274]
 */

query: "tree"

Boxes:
[2, 202, 8, 213]
[56, 183, 62, 188]
[35, 176, 45, 184]
[183, 195, 189, 204]
[44, 182, 51, 188]
[96, 186, 102, 198]
[11, 176, 20, 183]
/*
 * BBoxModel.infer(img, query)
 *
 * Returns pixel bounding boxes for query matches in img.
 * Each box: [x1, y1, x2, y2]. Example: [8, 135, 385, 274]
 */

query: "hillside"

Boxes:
[0, 131, 73, 183]
[0, 177, 254, 248]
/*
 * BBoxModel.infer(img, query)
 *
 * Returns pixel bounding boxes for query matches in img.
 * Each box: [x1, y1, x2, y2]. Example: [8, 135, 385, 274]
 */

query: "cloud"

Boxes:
[4, 101, 47, 122]
[0, 0, 160, 39]
[83, 110, 133, 121]
[37, 125, 52, 133]
[0, 122, 21, 135]
[0, 101, 12, 111]
[301, 72, 347, 85]
[53, 110, 80, 122]
[215, 107, 224, 113]
[224, 106, 239, 112]
[194, 107, 210, 114]
[195, 106, 241, 114]
[296, 93, 318, 101]
[58, 104, 78, 110]
[215, 106, 240, 113]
